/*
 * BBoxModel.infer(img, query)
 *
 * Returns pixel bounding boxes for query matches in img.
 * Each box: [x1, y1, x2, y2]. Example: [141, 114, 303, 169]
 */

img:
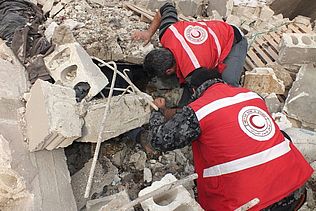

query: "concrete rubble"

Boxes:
[0, 0, 315, 210]
[138, 173, 203, 210]
[24, 79, 82, 151]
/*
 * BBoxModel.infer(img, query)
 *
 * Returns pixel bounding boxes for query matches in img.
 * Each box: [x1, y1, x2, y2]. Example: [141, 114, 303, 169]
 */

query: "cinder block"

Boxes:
[138, 174, 203, 211]
[264, 93, 282, 114]
[25, 79, 82, 151]
[77, 93, 151, 143]
[243, 68, 285, 94]
[44, 42, 108, 100]
[278, 33, 316, 64]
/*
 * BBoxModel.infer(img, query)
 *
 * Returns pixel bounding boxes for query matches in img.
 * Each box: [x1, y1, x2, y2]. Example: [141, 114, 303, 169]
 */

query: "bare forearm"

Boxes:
[147, 10, 161, 37]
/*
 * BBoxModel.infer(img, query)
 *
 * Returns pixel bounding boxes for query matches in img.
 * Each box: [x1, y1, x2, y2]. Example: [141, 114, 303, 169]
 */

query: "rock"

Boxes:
[144, 167, 153, 183]
[129, 151, 147, 170]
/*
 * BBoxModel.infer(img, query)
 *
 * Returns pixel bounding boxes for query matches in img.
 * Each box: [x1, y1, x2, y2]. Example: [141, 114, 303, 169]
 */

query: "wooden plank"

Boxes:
[254, 37, 279, 61]
[247, 48, 265, 67]
[262, 33, 279, 52]
[268, 32, 281, 43]
[251, 43, 274, 64]
[287, 24, 302, 33]
[245, 56, 256, 71]
[294, 23, 312, 33]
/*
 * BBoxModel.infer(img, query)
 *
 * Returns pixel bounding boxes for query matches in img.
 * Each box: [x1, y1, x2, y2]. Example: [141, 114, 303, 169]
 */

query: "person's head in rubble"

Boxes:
[143, 48, 176, 78]
[189, 67, 222, 90]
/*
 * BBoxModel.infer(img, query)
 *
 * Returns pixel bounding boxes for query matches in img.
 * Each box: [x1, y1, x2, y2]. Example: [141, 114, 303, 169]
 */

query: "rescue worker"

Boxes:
[132, 2, 248, 106]
[149, 67, 313, 210]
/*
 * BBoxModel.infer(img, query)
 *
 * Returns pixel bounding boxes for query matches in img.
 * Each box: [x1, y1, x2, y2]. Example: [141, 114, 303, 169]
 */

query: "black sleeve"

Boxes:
[159, 2, 178, 40]
[149, 106, 201, 151]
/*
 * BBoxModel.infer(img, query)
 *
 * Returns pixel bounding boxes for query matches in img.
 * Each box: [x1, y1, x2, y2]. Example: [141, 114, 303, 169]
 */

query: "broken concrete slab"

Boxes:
[243, 68, 285, 94]
[177, 0, 203, 17]
[283, 64, 316, 130]
[0, 135, 11, 168]
[0, 39, 29, 99]
[24, 79, 82, 151]
[284, 128, 316, 164]
[267, 63, 293, 89]
[264, 93, 282, 114]
[279, 33, 316, 64]
[71, 158, 118, 210]
[77, 93, 151, 143]
[138, 173, 203, 210]
[44, 42, 109, 100]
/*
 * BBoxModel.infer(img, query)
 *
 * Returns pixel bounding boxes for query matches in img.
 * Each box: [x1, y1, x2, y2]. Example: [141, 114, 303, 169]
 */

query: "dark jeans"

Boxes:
[222, 37, 248, 87]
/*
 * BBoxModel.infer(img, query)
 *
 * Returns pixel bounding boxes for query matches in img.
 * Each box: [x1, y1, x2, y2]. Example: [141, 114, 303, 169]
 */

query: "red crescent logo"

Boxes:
[249, 115, 265, 129]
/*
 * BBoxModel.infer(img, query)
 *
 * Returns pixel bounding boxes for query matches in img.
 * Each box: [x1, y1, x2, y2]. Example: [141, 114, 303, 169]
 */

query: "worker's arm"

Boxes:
[132, 2, 178, 45]
[149, 104, 201, 152]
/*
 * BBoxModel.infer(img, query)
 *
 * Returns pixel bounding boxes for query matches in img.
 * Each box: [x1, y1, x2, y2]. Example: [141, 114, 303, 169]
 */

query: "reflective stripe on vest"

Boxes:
[203, 138, 291, 178]
[169, 25, 200, 68]
[198, 22, 221, 65]
[195, 92, 261, 121]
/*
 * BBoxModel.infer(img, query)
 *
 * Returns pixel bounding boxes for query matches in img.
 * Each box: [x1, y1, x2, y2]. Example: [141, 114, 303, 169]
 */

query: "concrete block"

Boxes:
[98, 191, 133, 211]
[283, 64, 316, 130]
[44, 42, 109, 100]
[293, 15, 311, 26]
[206, 0, 228, 17]
[267, 63, 293, 88]
[243, 68, 285, 94]
[283, 128, 316, 164]
[77, 93, 151, 143]
[71, 158, 118, 210]
[177, 0, 203, 17]
[138, 173, 203, 211]
[25, 79, 82, 151]
[0, 40, 29, 99]
[264, 93, 282, 114]
[278, 33, 316, 64]
[146, 0, 171, 12]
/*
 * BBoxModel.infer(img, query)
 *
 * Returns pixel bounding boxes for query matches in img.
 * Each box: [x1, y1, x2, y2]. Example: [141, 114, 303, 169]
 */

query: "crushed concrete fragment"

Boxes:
[52, 24, 77, 45]
[129, 151, 147, 170]
[263, 93, 282, 114]
[144, 167, 153, 183]
[283, 64, 316, 130]
[44, 42, 109, 100]
[279, 33, 316, 65]
[0, 135, 12, 168]
[138, 173, 203, 211]
[71, 158, 118, 210]
[78, 94, 151, 143]
[24, 79, 82, 151]
[99, 190, 133, 211]
[284, 128, 316, 163]
[243, 67, 285, 94]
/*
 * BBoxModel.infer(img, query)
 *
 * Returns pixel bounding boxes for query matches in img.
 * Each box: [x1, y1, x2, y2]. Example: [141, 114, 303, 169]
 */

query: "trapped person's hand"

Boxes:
[131, 30, 151, 46]
[153, 97, 166, 109]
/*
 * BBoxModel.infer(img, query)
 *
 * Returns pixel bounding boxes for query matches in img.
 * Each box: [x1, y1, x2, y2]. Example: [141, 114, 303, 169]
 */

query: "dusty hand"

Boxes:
[153, 97, 166, 110]
[131, 30, 151, 46]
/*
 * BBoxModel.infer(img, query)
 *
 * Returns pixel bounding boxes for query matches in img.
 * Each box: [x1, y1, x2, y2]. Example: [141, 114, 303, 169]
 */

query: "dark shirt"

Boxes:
[159, 2, 178, 40]
[149, 79, 224, 151]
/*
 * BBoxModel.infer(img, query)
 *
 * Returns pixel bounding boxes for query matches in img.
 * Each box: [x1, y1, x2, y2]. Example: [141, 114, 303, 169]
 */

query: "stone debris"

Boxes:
[71, 158, 118, 210]
[44, 42, 109, 100]
[138, 173, 203, 210]
[279, 33, 316, 64]
[263, 93, 282, 114]
[24, 79, 82, 152]
[283, 64, 316, 130]
[78, 94, 152, 143]
[284, 128, 316, 164]
[243, 67, 285, 94]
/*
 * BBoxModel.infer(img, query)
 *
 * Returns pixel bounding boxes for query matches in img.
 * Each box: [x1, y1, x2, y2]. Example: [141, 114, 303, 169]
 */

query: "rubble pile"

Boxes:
[0, 0, 315, 210]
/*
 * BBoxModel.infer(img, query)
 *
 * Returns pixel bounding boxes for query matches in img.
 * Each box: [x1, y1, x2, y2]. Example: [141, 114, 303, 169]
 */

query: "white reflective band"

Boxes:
[198, 22, 222, 64]
[203, 139, 291, 178]
[234, 198, 260, 211]
[169, 25, 200, 68]
[195, 92, 261, 121]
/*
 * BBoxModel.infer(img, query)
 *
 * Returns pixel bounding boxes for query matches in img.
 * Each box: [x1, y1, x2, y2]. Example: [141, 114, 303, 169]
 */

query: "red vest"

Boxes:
[160, 20, 234, 84]
[189, 83, 313, 211]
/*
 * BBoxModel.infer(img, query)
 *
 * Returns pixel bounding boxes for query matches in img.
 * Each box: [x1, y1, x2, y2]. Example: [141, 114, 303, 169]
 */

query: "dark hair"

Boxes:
[143, 48, 175, 77]
[190, 67, 222, 88]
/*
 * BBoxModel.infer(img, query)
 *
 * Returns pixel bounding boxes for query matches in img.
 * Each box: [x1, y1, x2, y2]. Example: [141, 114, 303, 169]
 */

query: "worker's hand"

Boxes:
[153, 97, 166, 110]
[131, 30, 151, 46]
